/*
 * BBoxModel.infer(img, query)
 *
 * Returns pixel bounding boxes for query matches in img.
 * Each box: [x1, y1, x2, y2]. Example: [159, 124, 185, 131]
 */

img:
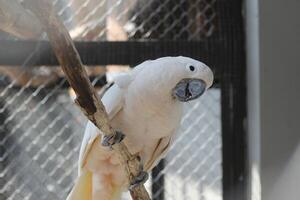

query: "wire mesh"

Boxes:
[0, 0, 217, 91]
[154, 89, 222, 200]
[0, 0, 221, 199]
[0, 77, 221, 200]
[67, 0, 217, 41]
[15, 0, 216, 41]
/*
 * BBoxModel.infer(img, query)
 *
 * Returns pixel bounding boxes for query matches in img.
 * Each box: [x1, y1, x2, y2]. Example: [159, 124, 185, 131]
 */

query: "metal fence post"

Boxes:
[151, 159, 165, 200]
[217, 0, 248, 200]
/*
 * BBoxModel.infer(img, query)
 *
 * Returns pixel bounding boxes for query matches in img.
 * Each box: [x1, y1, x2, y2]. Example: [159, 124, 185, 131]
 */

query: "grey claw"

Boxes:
[129, 171, 149, 190]
[101, 131, 125, 148]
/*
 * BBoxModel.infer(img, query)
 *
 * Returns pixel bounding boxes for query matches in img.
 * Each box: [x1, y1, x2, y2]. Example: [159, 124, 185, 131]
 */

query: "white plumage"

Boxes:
[67, 56, 213, 200]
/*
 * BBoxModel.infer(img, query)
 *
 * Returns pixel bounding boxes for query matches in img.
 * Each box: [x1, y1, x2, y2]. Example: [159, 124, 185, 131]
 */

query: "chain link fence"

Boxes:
[54, 0, 216, 41]
[0, 0, 222, 199]
[0, 80, 221, 200]
[14, 0, 216, 41]
[153, 89, 222, 200]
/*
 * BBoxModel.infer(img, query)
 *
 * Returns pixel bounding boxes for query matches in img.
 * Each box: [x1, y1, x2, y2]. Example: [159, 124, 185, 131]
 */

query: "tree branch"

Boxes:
[27, 1, 150, 200]
[0, 0, 42, 39]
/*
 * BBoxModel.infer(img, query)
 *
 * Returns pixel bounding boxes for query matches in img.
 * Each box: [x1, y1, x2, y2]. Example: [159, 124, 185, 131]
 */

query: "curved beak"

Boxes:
[172, 79, 206, 102]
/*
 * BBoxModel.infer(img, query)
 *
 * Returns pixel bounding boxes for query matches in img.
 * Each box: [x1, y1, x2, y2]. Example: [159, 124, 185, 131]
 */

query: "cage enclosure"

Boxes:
[0, 0, 246, 200]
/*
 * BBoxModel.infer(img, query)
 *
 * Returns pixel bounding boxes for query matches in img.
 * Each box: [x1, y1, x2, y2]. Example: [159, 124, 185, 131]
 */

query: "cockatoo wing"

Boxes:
[77, 60, 151, 174]
[78, 73, 132, 174]
[68, 83, 127, 200]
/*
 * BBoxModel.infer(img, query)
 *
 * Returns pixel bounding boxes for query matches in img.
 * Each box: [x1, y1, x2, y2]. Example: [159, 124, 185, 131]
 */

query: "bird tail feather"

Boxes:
[66, 169, 93, 200]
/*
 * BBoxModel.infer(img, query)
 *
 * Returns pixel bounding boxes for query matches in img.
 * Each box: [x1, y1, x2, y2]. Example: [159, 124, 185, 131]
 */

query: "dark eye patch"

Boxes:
[189, 65, 195, 71]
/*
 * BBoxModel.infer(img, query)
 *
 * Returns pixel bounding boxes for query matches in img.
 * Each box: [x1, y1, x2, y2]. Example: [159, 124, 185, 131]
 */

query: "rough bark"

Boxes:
[0, 0, 42, 38]
[26, 1, 151, 199]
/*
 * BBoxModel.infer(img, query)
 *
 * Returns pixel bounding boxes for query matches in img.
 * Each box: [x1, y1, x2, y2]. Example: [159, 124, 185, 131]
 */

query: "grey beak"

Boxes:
[172, 79, 206, 102]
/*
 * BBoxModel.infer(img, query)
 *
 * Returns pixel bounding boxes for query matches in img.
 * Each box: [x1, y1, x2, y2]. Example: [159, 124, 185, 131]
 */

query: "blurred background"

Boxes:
[0, 0, 299, 200]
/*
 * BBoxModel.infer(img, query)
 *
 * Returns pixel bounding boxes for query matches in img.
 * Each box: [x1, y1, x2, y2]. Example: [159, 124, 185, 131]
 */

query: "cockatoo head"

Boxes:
[145, 56, 213, 102]
[171, 56, 213, 102]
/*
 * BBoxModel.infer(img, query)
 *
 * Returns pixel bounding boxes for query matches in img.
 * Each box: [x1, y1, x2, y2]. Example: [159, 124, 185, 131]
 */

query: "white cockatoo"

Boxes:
[67, 56, 214, 200]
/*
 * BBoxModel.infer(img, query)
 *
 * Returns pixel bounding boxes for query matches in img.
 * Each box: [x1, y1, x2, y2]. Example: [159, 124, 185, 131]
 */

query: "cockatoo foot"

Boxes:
[101, 130, 125, 148]
[129, 171, 149, 190]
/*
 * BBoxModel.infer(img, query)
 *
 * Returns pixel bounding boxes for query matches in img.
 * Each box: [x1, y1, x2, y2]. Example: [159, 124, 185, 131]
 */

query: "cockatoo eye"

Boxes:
[186, 64, 197, 73]
[189, 65, 195, 71]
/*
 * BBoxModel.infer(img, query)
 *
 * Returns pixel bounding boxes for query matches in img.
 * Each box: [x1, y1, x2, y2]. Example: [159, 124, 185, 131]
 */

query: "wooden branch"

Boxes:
[0, 0, 42, 39]
[27, 1, 151, 200]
